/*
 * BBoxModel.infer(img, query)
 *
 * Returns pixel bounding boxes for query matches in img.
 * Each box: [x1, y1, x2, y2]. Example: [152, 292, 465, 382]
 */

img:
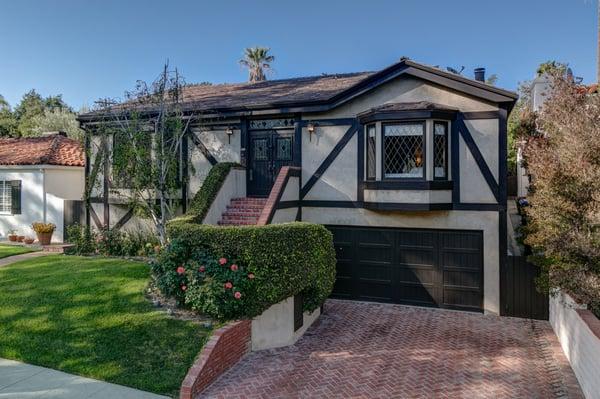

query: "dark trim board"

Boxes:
[359, 110, 457, 124]
[363, 180, 453, 190]
[189, 131, 218, 166]
[462, 111, 501, 120]
[113, 208, 134, 230]
[89, 206, 103, 229]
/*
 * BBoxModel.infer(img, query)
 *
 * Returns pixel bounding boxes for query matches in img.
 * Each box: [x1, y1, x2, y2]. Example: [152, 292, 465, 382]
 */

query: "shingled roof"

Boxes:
[0, 133, 85, 167]
[79, 59, 517, 120]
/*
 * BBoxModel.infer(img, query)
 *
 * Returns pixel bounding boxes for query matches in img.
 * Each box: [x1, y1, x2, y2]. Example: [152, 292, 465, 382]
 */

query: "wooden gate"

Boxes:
[63, 200, 85, 241]
[501, 255, 549, 320]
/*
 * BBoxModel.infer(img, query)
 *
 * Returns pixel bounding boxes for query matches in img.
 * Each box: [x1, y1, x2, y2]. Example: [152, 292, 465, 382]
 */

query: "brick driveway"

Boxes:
[200, 300, 583, 399]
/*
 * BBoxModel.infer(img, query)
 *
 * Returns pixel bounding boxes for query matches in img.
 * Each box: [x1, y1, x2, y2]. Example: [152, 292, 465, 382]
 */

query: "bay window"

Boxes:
[366, 125, 376, 180]
[433, 121, 448, 179]
[383, 122, 425, 179]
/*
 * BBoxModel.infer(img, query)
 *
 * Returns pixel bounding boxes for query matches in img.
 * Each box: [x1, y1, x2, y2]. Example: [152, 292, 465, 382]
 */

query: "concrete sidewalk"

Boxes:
[0, 358, 168, 399]
[0, 251, 51, 268]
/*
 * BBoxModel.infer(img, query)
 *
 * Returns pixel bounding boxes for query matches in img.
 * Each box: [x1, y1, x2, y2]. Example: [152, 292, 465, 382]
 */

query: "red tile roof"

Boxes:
[0, 133, 85, 167]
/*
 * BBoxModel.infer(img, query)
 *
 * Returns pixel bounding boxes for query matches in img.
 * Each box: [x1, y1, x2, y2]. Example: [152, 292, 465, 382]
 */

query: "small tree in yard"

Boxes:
[88, 63, 195, 244]
[520, 72, 600, 316]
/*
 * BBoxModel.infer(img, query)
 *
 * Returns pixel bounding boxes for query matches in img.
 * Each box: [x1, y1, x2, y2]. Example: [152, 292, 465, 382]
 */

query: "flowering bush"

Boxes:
[31, 222, 56, 234]
[151, 240, 255, 319]
[157, 222, 336, 320]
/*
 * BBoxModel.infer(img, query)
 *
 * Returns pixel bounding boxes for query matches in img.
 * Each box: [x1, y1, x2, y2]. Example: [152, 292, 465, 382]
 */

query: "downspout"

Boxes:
[41, 168, 47, 222]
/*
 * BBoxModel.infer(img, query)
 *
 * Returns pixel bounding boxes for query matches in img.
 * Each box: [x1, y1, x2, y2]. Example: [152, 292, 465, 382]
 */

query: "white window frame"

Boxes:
[0, 181, 12, 215]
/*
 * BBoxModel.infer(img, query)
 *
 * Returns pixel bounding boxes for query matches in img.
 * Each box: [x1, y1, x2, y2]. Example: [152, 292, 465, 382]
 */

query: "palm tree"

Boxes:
[239, 47, 275, 83]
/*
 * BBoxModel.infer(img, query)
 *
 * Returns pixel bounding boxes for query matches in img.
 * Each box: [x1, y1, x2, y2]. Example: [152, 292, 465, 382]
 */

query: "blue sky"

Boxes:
[0, 0, 597, 109]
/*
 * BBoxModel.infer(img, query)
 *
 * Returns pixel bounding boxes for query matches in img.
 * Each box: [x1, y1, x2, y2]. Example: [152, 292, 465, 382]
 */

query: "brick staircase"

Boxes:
[217, 197, 267, 226]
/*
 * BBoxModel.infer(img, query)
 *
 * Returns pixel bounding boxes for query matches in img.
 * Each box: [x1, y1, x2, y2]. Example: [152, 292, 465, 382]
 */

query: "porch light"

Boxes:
[307, 123, 316, 141]
[226, 126, 234, 144]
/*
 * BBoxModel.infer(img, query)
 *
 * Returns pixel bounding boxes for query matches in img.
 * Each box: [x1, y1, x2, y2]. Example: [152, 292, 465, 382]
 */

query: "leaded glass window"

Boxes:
[383, 122, 425, 179]
[253, 138, 268, 160]
[0, 181, 11, 214]
[434, 122, 448, 179]
[276, 138, 292, 161]
[366, 125, 376, 180]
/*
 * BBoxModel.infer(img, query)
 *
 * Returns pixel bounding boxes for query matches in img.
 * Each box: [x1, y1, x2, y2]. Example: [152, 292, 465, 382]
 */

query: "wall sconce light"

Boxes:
[307, 122, 316, 141]
[226, 126, 234, 144]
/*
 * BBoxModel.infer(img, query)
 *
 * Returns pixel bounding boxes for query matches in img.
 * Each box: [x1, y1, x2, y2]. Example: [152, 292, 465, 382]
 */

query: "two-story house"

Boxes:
[79, 58, 517, 315]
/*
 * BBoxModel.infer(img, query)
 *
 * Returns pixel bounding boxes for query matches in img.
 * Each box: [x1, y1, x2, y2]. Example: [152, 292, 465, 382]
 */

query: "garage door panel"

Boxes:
[328, 226, 483, 312]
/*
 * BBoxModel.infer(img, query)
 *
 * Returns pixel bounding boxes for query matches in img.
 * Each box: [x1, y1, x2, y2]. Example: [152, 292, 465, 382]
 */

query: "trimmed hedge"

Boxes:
[174, 162, 240, 225]
[163, 222, 336, 319]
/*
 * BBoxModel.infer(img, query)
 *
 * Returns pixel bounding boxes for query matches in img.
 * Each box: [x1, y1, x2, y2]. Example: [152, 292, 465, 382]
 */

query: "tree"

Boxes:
[0, 95, 17, 137]
[88, 63, 195, 244]
[522, 72, 600, 316]
[239, 47, 275, 82]
[28, 108, 84, 140]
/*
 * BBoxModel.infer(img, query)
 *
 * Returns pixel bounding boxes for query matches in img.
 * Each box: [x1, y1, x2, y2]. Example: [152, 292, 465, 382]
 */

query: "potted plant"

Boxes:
[31, 222, 56, 246]
[7, 230, 18, 242]
[23, 237, 35, 245]
[17, 235, 25, 243]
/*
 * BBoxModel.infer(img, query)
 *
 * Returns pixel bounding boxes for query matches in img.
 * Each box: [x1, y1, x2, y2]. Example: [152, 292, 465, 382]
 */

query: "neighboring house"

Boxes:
[0, 132, 85, 243]
[79, 58, 517, 315]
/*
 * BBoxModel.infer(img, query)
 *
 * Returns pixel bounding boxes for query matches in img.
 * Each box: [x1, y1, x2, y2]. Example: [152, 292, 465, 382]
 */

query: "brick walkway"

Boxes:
[200, 300, 583, 399]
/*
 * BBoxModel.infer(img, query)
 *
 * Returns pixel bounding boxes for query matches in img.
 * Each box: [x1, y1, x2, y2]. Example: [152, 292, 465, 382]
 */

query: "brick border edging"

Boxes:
[180, 319, 251, 399]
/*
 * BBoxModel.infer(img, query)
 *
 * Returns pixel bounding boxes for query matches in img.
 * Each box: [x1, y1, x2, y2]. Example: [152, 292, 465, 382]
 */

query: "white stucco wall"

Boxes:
[0, 166, 84, 243]
[203, 168, 246, 225]
[364, 189, 452, 203]
[550, 291, 600, 399]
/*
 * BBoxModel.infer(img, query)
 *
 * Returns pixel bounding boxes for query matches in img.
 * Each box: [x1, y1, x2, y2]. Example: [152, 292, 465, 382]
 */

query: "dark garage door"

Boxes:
[328, 226, 484, 312]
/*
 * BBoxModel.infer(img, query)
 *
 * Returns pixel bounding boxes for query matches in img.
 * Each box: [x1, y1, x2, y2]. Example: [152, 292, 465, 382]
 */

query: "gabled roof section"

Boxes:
[0, 133, 85, 167]
[79, 58, 517, 121]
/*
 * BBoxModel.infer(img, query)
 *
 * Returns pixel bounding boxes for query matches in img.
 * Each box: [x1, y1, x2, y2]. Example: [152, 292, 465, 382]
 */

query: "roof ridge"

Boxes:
[184, 71, 374, 88]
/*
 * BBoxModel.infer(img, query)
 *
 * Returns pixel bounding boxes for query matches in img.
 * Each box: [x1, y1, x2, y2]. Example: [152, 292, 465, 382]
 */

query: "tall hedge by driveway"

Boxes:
[162, 221, 336, 319]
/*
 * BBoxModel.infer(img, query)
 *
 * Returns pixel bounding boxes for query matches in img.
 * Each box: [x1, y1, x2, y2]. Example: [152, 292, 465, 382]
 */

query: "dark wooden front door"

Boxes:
[248, 131, 293, 197]
[328, 226, 484, 312]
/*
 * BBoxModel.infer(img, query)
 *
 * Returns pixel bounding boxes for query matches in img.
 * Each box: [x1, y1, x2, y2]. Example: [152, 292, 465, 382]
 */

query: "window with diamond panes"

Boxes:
[383, 123, 425, 178]
[434, 122, 448, 179]
[366, 125, 376, 180]
[0, 181, 11, 214]
[253, 138, 269, 160]
[275, 138, 292, 161]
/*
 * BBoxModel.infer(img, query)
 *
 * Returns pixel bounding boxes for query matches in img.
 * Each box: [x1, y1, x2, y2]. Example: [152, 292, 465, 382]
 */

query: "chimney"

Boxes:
[474, 67, 486, 82]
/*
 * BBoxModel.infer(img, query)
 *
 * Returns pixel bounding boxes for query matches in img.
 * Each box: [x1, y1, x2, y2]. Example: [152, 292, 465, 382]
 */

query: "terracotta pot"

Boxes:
[24, 238, 34, 245]
[8, 235, 17, 242]
[17, 236, 25, 242]
[36, 231, 53, 246]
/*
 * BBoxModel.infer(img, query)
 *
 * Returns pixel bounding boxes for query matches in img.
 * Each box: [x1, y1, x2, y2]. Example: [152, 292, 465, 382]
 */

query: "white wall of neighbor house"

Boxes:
[0, 166, 84, 242]
[302, 207, 501, 314]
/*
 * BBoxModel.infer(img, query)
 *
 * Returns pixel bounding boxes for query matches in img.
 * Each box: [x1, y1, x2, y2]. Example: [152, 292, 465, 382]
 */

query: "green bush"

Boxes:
[173, 162, 240, 225]
[67, 224, 160, 257]
[155, 222, 336, 319]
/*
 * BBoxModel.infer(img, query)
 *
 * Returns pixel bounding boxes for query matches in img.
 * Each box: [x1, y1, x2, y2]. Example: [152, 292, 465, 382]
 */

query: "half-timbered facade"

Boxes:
[79, 58, 517, 315]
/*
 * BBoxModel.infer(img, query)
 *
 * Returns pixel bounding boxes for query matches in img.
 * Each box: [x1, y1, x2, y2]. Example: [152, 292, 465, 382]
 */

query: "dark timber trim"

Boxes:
[112, 207, 134, 230]
[294, 115, 302, 168]
[498, 105, 509, 307]
[89, 206, 103, 229]
[363, 180, 453, 190]
[462, 111, 501, 120]
[181, 135, 188, 213]
[277, 200, 301, 209]
[357, 123, 364, 203]
[240, 117, 248, 167]
[84, 132, 91, 228]
[300, 122, 358, 199]
[189, 131, 218, 166]
[456, 118, 500, 203]
[451, 115, 461, 205]
[102, 138, 109, 228]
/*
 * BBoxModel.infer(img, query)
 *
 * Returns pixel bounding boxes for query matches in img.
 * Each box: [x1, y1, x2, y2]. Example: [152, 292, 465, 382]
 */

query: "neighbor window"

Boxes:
[433, 122, 448, 179]
[366, 125, 376, 180]
[0, 181, 11, 214]
[383, 122, 425, 179]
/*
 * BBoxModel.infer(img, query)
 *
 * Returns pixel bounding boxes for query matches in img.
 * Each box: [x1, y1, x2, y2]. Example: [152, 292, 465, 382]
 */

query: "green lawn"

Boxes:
[0, 255, 210, 397]
[0, 244, 34, 259]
